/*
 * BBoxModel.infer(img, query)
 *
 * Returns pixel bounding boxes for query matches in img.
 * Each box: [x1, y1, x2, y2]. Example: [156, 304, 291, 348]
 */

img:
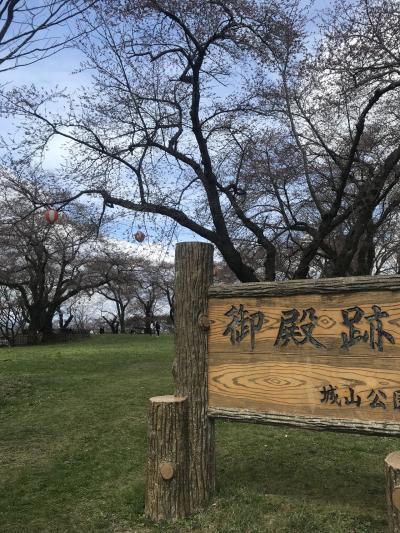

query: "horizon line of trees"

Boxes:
[0, 169, 175, 343]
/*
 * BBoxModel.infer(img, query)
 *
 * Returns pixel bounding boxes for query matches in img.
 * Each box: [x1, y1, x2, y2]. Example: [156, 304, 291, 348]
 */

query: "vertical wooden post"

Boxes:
[385, 452, 400, 532]
[145, 395, 190, 522]
[173, 242, 215, 513]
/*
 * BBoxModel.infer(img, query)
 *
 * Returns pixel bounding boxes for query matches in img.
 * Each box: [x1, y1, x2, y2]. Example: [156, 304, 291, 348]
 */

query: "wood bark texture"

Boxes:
[145, 395, 190, 522]
[173, 242, 215, 512]
[209, 274, 400, 298]
[209, 407, 400, 436]
[386, 451, 400, 532]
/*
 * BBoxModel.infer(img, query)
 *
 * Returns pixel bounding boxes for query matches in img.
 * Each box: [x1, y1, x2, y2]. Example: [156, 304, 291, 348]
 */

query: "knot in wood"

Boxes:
[198, 313, 210, 331]
[159, 461, 175, 481]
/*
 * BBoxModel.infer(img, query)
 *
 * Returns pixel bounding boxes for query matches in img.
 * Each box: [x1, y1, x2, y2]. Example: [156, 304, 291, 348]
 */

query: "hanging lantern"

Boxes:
[57, 212, 67, 224]
[134, 230, 145, 242]
[44, 208, 58, 224]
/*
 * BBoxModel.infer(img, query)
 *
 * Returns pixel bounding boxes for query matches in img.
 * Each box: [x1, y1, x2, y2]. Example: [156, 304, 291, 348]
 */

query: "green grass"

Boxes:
[0, 335, 396, 532]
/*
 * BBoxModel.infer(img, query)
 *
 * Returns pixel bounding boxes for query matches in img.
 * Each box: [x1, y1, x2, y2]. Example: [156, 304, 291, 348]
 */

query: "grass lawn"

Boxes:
[0, 335, 397, 532]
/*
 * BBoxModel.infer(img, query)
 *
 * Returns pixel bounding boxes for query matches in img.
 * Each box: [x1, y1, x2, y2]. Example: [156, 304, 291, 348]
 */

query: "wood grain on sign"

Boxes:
[207, 281, 400, 435]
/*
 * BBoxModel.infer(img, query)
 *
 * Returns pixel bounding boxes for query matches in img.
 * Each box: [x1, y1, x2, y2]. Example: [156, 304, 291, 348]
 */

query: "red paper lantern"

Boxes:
[134, 230, 145, 242]
[44, 209, 58, 224]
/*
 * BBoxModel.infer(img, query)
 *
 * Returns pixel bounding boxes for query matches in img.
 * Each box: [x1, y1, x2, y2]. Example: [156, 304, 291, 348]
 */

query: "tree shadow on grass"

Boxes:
[215, 421, 396, 512]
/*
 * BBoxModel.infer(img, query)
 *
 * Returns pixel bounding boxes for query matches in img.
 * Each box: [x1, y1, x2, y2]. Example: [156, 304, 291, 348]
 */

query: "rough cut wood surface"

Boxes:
[386, 451, 400, 532]
[173, 242, 215, 513]
[208, 407, 400, 436]
[145, 396, 189, 522]
[208, 287, 400, 434]
[209, 274, 400, 298]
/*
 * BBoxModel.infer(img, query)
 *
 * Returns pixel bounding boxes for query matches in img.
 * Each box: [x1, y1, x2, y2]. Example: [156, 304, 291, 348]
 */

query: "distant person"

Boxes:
[99, 326, 105, 335]
[155, 321, 161, 336]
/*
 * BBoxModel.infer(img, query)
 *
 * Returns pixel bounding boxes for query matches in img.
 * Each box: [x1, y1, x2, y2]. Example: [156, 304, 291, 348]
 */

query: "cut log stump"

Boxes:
[385, 451, 400, 532]
[145, 395, 189, 522]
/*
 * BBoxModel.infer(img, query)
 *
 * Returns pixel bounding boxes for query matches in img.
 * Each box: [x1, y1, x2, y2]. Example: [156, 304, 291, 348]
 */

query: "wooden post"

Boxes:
[145, 395, 190, 522]
[173, 242, 215, 513]
[385, 452, 400, 532]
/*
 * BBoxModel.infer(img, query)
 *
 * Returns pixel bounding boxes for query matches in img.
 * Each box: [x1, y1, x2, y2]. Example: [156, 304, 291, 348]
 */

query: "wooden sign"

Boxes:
[208, 276, 400, 435]
[147, 244, 400, 527]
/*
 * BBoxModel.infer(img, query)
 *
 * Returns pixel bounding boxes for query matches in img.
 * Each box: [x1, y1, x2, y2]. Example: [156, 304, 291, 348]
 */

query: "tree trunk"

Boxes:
[173, 242, 215, 513]
[120, 308, 126, 333]
[144, 304, 153, 334]
[218, 241, 259, 282]
[294, 239, 321, 279]
[145, 395, 190, 522]
[386, 451, 400, 533]
[28, 306, 53, 343]
[167, 289, 175, 325]
[63, 315, 74, 330]
[351, 223, 375, 276]
[58, 308, 64, 329]
[41, 315, 54, 342]
[263, 245, 276, 281]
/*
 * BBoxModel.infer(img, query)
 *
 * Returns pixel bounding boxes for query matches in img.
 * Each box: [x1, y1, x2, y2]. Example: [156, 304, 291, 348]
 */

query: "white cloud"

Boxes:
[104, 235, 175, 263]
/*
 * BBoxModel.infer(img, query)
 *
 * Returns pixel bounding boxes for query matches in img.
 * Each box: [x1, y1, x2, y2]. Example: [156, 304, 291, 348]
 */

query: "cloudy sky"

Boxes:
[1, 0, 331, 165]
[0, 0, 332, 252]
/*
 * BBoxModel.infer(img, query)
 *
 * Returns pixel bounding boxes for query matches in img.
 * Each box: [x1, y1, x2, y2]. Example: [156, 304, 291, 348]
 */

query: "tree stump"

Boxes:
[385, 451, 400, 532]
[145, 395, 190, 522]
[173, 242, 215, 513]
